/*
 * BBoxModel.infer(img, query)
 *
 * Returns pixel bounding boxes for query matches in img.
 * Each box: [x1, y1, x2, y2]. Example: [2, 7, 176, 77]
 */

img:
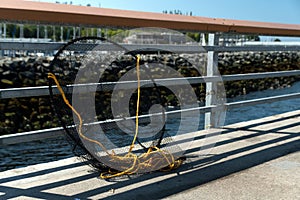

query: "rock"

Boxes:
[18, 71, 34, 79]
[42, 62, 50, 68]
[1, 79, 14, 85]
[4, 112, 16, 117]
[1, 52, 300, 135]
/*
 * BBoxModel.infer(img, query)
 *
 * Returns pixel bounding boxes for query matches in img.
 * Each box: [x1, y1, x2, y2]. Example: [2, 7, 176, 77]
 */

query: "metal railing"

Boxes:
[1, 0, 300, 36]
[1, 42, 300, 52]
[0, 0, 300, 145]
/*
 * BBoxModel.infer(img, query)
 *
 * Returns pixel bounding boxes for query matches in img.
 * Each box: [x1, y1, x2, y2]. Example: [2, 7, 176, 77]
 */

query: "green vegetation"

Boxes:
[2, 23, 205, 43]
[1, 6, 259, 43]
[246, 35, 260, 41]
[162, 10, 193, 16]
[2, 23, 128, 41]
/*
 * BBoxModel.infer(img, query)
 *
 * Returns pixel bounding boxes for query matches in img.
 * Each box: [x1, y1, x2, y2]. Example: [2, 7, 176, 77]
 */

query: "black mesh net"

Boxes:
[48, 36, 203, 178]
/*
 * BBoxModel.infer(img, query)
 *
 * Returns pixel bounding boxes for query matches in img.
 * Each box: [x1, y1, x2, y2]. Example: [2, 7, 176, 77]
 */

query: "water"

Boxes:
[1, 82, 300, 172]
[226, 81, 300, 125]
[1, 137, 72, 171]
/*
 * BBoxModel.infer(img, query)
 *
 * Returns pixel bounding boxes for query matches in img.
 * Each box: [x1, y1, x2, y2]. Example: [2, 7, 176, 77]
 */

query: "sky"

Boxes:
[34, 0, 300, 41]
[35, 0, 300, 24]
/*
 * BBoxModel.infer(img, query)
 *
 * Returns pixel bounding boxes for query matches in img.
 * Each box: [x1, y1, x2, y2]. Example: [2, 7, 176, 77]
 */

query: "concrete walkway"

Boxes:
[1, 110, 299, 199]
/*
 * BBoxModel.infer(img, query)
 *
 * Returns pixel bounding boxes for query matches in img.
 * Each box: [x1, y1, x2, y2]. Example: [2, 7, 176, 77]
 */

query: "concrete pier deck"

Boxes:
[1, 110, 299, 200]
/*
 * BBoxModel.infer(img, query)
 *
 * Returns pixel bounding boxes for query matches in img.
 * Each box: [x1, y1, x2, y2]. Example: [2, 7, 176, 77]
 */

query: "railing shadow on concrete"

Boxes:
[1, 111, 299, 199]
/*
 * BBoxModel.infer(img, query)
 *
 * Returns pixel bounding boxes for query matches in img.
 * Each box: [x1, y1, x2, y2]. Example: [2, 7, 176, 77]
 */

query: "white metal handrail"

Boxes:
[1, 91, 300, 145]
[1, 70, 300, 99]
[1, 42, 300, 52]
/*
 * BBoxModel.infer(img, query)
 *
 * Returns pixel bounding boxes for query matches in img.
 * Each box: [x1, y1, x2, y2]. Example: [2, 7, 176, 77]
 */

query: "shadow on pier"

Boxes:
[0, 111, 299, 199]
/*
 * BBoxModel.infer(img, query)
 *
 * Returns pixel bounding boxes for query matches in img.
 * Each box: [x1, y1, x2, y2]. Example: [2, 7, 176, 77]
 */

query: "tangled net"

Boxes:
[48, 36, 194, 179]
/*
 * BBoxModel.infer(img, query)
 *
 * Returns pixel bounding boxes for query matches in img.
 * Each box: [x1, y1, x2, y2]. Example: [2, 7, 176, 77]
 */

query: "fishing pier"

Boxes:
[0, 1, 299, 199]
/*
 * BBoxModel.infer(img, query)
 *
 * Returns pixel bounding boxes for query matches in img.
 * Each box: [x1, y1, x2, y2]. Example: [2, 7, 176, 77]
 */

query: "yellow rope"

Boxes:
[128, 55, 141, 153]
[48, 73, 111, 156]
[48, 55, 183, 179]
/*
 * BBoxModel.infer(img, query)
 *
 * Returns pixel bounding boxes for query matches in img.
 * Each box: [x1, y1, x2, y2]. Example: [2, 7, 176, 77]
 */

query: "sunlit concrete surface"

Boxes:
[0, 110, 299, 200]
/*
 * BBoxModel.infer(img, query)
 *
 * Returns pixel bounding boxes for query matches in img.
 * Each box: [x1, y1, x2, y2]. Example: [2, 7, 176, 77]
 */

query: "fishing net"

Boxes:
[48, 32, 207, 179]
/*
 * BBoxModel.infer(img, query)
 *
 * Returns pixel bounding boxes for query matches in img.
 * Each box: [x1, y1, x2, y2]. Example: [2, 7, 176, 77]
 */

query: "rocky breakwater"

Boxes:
[219, 52, 300, 97]
[0, 53, 206, 136]
[0, 56, 52, 88]
[0, 56, 60, 135]
[1, 51, 300, 135]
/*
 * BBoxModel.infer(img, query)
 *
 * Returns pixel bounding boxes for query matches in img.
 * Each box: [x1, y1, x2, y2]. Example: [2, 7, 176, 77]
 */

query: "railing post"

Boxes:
[97, 28, 101, 37]
[52, 26, 56, 41]
[205, 33, 219, 129]
[86, 27, 89, 37]
[200, 33, 206, 46]
[73, 27, 76, 39]
[91, 28, 94, 36]
[37, 25, 40, 41]
[20, 24, 24, 40]
[0, 23, 1, 56]
[0, 23, 2, 38]
[60, 26, 63, 42]
[3, 23, 6, 38]
[44, 25, 48, 39]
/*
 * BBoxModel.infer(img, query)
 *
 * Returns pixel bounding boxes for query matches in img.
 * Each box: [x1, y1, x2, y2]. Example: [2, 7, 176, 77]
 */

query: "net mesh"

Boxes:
[48, 36, 200, 178]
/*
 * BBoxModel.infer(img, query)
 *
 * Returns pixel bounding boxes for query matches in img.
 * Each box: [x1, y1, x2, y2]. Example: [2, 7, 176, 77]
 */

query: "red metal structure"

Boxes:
[0, 0, 300, 36]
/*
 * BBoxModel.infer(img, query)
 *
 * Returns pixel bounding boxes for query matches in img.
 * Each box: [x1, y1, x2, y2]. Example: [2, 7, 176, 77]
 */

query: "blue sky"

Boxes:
[35, 0, 300, 24]
[34, 0, 300, 41]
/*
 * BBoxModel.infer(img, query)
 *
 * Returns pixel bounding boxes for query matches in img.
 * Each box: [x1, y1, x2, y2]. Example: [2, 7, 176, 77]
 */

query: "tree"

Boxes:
[23, 25, 36, 38]
[163, 9, 193, 16]
[246, 35, 260, 41]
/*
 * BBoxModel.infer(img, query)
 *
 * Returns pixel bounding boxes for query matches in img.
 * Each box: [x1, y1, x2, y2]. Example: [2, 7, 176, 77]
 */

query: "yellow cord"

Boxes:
[128, 55, 141, 153]
[48, 55, 183, 179]
[48, 73, 111, 156]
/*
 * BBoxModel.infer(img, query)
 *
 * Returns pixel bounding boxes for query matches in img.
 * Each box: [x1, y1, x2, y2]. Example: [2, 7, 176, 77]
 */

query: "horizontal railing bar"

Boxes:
[184, 70, 300, 83]
[0, 127, 64, 145]
[0, 86, 50, 99]
[1, 0, 300, 36]
[0, 42, 64, 51]
[222, 70, 300, 82]
[2, 70, 300, 99]
[211, 45, 300, 52]
[85, 105, 215, 126]
[1, 42, 300, 52]
[226, 92, 300, 109]
[0, 105, 214, 145]
[0, 42, 206, 53]
[1, 90, 300, 145]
